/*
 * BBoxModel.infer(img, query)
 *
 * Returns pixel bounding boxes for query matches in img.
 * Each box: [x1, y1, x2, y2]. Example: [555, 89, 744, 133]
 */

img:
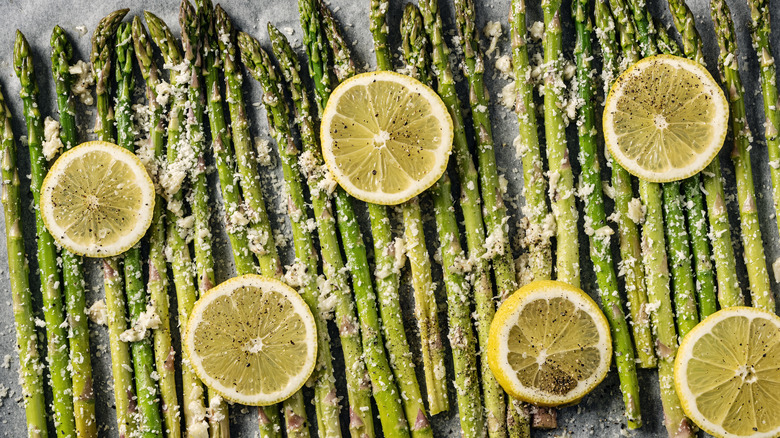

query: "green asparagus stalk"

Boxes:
[297, 0, 412, 436]
[50, 25, 97, 437]
[214, 7, 312, 437]
[131, 16, 182, 438]
[268, 23, 376, 438]
[539, 0, 580, 288]
[609, 4, 693, 436]
[0, 86, 49, 438]
[90, 12, 140, 436]
[510, 0, 551, 282]
[180, 4, 232, 435]
[592, 0, 656, 368]
[363, 0, 438, 432]
[401, 4, 486, 436]
[747, 0, 780, 305]
[195, 2, 255, 434]
[195, 0, 256, 277]
[238, 31, 343, 438]
[14, 29, 78, 438]
[144, 11, 210, 436]
[662, 181, 699, 337]
[367, 0, 448, 417]
[416, 0, 506, 433]
[664, 0, 742, 310]
[115, 22, 165, 438]
[573, 0, 641, 427]
[711, 0, 774, 312]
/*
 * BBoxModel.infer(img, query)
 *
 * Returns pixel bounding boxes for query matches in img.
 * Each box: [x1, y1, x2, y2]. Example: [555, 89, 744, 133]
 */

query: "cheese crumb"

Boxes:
[627, 198, 645, 224]
[42, 117, 64, 161]
[87, 300, 108, 326]
[529, 22, 544, 40]
[119, 305, 162, 342]
[69, 60, 94, 105]
[483, 21, 502, 57]
[773, 257, 780, 283]
[255, 138, 273, 166]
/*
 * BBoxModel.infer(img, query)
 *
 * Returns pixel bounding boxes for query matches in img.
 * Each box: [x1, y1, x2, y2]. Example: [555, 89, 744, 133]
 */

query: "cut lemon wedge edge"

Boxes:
[40, 141, 155, 257]
[320, 71, 453, 205]
[184, 275, 317, 406]
[603, 54, 728, 182]
[674, 307, 780, 438]
[487, 280, 612, 406]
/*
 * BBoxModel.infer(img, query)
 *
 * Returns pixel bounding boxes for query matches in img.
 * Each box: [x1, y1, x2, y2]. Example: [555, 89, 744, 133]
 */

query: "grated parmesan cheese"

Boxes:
[42, 117, 64, 161]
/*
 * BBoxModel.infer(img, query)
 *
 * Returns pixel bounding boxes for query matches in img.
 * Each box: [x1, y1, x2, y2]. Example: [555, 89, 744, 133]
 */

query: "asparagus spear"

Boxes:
[195, 0, 256, 276]
[608, 5, 694, 436]
[452, 0, 519, 299]
[368, 0, 447, 418]
[180, 4, 233, 436]
[747, 0, 780, 303]
[90, 12, 140, 436]
[539, 0, 580, 288]
[131, 16, 182, 438]
[238, 31, 343, 438]
[14, 29, 78, 438]
[401, 4, 486, 436]
[416, 0, 506, 433]
[510, 0, 552, 282]
[663, 0, 742, 309]
[297, 0, 412, 436]
[592, 0, 656, 368]
[50, 25, 97, 437]
[0, 86, 49, 438]
[144, 11, 210, 436]
[268, 23, 376, 438]
[115, 22, 165, 438]
[214, 7, 312, 437]
[573, 0, 642, 427]
[711, 0, 774, 312]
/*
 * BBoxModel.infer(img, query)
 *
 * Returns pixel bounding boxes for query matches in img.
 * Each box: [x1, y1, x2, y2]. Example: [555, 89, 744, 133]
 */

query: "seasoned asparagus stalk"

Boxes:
[131, 16, 182, 438]
[0, 86, 49, 438]
[144, 11, 209, 436]
[14, 29, 77, 438]
[747, 0, 780, 304]
[50, 24, 97, 437]
[573, 0, 642, 427]
[711, 0, 774, 312]
[268, 22, 376, 438]
[401, 4, 486, 436]
[115, 22, 165, 438]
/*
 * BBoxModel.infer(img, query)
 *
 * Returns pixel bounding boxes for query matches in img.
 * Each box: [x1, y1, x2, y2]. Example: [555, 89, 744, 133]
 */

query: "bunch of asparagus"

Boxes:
[3, 1, 780, 438]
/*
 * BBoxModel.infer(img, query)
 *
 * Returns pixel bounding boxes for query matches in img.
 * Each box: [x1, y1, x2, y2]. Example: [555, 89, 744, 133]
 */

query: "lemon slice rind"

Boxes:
[321, 71, 453, 205]
[40, 141, 155, 258]
[488, 280, 612, 407]
[184, 275, 317, 406]
[674, 307, 780, 438]
[603, 54, 728, 183]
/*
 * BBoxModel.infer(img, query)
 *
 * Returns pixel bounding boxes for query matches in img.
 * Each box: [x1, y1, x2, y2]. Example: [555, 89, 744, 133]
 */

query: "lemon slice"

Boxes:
[603, 54, 728, 182]
[487, 280, 612, 406]
[40, 141, 155, 257]
[320, 71, 453, 205]
[184, 275, 317, 406]
[674, 307, 780, 438]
